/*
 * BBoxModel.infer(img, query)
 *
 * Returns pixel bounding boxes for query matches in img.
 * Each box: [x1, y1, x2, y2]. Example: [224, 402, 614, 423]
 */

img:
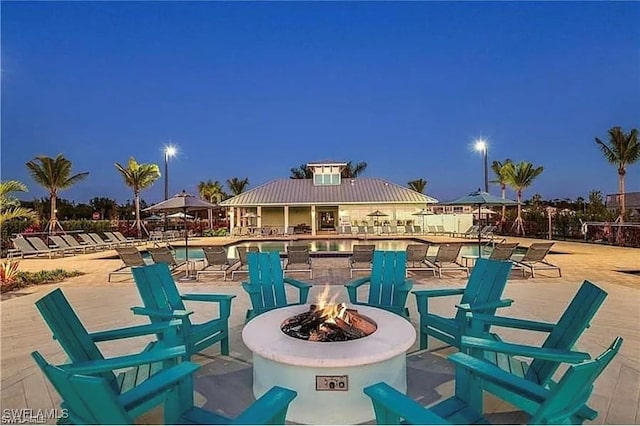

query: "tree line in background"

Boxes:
[1, 125, 637, 243]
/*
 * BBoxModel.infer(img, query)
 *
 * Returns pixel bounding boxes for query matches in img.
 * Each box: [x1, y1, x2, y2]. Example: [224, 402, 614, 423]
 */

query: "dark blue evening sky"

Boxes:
[2, 1, 639, 204]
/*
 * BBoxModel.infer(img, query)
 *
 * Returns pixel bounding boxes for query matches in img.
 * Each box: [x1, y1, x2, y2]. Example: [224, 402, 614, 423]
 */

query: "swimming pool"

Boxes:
[145, 239, 524, 260]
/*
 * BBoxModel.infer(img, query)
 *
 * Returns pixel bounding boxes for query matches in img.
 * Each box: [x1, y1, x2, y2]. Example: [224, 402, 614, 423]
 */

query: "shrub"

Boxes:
[1, 268, 84, 293]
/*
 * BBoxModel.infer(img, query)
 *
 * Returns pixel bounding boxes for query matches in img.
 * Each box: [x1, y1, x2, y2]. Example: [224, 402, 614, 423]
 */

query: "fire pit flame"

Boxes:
[281, 293, 377, 342]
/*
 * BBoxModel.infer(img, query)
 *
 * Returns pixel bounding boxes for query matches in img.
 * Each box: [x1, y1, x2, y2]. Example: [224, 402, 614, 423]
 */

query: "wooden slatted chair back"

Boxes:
[202, 246, 229, 267]
[368, 251, 408, 308]
[32, 351, 130, 424]
[455, 258, 513, 324]
[34, 289, 118, 391]
[531, 337, 622, 424]
[521, 242, 554, 263]
[435, 243, 463, 263]
[132, 263, 188, 315]
[489, 243, 519, 261]
[528, 280, 608, 384]
[247, 252, 287, 312]
[116, 247, 146, 267]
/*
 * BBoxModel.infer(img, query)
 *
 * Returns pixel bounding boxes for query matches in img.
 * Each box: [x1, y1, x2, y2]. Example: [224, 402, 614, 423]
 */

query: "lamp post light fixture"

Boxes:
[474, 138, 489, 193]
[163, 145, 177, 200]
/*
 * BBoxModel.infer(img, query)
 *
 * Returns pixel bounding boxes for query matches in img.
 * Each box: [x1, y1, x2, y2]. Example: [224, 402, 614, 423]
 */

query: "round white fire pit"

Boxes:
[242, 304, 416, 424]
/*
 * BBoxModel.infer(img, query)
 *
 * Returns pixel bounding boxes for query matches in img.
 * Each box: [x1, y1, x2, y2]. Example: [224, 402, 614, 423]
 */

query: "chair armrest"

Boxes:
[455, 299, 513, 313]
[449, 352, 549, 404]
[397, 279, 414, 292]
[242, 282, 261, 295]
[62, 346, 187, 375]
[363, 382, 450, 425]
[283, 277, 312, 304]
[344, 276, 370, 289]
[118, 362, 200, 412]
[89, 320, 182, 342]
[131, 306, 193, 320]
[460, 336, 591, 363]
[412, 288, 465, 298]
[465, 313, 556, 333]
[181, 293, 236, 303]
[283, 277, 312, 289]
[232, 386, 298, 425]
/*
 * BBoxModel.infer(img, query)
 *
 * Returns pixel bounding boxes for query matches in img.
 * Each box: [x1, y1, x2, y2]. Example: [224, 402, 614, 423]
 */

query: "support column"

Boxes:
[284, 206, 289, 232]
[229, 208, 235, 236]
[257, 206, 262, 229]
[311, 205, 316, 236]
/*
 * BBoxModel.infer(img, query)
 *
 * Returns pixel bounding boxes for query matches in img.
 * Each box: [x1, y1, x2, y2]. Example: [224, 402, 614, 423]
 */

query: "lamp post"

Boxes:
[474, 139, 489, 193]
[163, 145, 177, 232]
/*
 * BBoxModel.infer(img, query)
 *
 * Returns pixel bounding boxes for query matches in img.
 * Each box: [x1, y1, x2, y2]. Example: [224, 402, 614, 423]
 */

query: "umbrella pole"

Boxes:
[184, 209, 190, 278]
[478, 203, 482, 258]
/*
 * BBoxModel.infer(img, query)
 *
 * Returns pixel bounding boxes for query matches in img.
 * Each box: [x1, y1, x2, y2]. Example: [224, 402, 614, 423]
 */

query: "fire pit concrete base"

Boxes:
[242, 305, 416, 424]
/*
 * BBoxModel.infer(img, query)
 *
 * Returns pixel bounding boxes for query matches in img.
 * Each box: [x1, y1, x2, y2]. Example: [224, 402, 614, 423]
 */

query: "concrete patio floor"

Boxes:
[1, 235, 638, 424]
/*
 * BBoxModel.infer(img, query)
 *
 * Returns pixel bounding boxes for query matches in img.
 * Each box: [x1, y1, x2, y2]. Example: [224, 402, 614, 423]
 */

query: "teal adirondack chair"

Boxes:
[32, 350, 297, 425]
[242, 251, 312, 321]
[344, 251, 413, 318]
[412, 258, 513, 349]
[460, 280, 608, 420]
[364, 337, 623, 425]
[34, 288, 183, 411]
[131, 262, 236, 358]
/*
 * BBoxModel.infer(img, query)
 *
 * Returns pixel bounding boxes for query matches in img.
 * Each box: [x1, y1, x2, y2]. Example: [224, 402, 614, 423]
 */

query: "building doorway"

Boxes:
[319, 210, 337, 230]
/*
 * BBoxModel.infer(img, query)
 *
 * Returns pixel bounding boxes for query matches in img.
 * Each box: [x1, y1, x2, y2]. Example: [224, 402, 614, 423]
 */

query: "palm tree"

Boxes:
[503, 161, 544, 235]
[595, 126, 640, 222]
[490, 159, 513, 224]
[0, 180, 36, 226]
[227, 177, 249, 196]
[198, 179, 225, 229]
[289, 164, 313, 179]
[25, 154, 89, 233]
[341, 161, 368, 178]
[407, 179, 427, 194]
[115, 158, 161, 237]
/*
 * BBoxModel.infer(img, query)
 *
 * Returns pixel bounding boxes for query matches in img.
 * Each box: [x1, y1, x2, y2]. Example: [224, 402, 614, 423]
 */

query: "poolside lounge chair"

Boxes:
[425, 243, 469, 277]
[413, 225, 423, 235]
[511, 242, 561, 278]
[78, 233, 110, 250]
[103, 231, 133, 247]
[488, 242, 519, 261]
[349, 244, 375, 278]
[404, 225, 413, 235]
[457, 225, 479, 238]
[284, 245, 313, 279]
[11, 237, 58, 259]
[49, 235, 85, 255]
[27, 236, 70, 257]
[435, 225, 454, 236]
[405, 244, 436, 277]
[108, 247, 147, 281]
[113, 231, 145, 246]
[196, 246, 238, 281]
[231, 246, 259, 280]
[89, 232, 119, 248]
[62, 234, 96, 253]
[147, 246, 188, 274]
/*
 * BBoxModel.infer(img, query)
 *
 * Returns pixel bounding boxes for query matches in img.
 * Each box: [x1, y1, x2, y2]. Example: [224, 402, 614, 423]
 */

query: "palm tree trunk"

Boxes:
[500, 184, 507, 223]
[49, 192, 57, 234]
[516, 190, 525, 236]
[134, 190, 142, 238]
[618, 169, 625, 223]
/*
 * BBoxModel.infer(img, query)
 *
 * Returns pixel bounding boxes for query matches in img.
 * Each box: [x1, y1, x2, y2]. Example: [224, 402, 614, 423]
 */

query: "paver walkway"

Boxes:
[1, 236, 638, 424]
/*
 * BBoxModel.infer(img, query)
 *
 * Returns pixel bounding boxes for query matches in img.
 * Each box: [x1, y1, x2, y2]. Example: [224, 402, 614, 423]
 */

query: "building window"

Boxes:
[313, 172, 341, 186]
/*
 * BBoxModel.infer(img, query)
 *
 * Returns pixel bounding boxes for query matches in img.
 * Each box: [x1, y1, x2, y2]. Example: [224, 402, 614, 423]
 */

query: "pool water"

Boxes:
[144, 239, 527, 261]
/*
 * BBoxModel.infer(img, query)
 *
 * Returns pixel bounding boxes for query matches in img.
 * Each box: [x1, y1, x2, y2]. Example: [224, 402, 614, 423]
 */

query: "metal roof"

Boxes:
[220, 178, 439, 207]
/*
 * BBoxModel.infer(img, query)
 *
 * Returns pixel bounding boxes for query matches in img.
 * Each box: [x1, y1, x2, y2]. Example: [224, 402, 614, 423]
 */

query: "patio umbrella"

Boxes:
[367, 210, 389, 225]
[145, 214, 163, 221]
[412, 208, 434, 230]
[471, 207, 497, 218]
[440, 189, 517, 257]
[166, 212, 195, 219]
[144, 190, 218, 276]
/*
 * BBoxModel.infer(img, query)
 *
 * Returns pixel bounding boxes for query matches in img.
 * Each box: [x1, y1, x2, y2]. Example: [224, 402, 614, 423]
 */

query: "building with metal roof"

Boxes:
[220, 161, 440, 235]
